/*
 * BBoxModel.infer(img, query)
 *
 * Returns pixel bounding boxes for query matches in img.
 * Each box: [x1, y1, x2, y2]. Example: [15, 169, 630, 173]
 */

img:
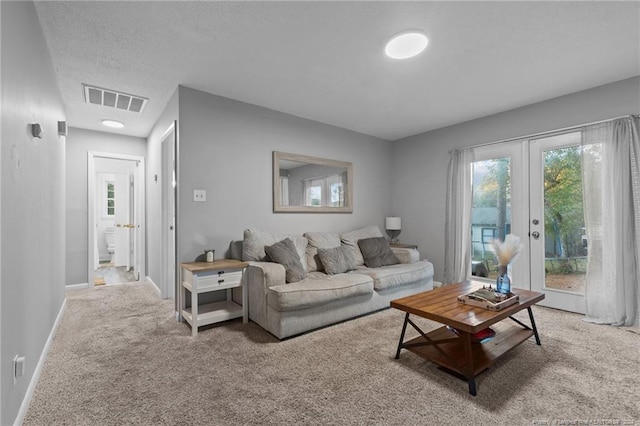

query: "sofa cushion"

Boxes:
[340, 225, 384, 266]
[350, 260, 433, 291]
[242, 229, 308, 271]
[358, 237, 400, 268]
[317, 245, 356, 275]
[304, 232, 341, 272]
[267, 272, 374, 312]
[265, 238, 307, 283]
[390, 247, 420, 264]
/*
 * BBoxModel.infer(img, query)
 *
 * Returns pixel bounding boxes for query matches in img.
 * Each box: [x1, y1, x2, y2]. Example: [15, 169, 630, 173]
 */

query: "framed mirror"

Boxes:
[273, 151, 353, 213]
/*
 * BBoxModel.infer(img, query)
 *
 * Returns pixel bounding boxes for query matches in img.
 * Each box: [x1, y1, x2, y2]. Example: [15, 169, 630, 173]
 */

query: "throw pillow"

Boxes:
[340, 225, 384, 266]
[358, 237, 400, 268]
[303, 232, 342, 272]
[242, 229, 309, 271]
[264, 238, 307, 283]
[317, 245, 356, 275]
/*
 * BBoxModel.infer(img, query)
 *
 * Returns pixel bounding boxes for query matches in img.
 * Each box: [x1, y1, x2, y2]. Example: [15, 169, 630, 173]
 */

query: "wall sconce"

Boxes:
[58, 121, 67, 136]
[385, 216, 401, 243]
[31, 123, 44, 139]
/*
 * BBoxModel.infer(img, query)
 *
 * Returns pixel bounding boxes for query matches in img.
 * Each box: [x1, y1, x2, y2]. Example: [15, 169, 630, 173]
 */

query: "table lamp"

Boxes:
[385, 217, 401, 243]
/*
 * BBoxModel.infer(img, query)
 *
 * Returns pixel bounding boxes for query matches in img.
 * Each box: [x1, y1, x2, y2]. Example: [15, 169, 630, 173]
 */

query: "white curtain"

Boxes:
[582, 116, 640, 327]
[280, 176, 289, 206]
[444, 148, 474, 284]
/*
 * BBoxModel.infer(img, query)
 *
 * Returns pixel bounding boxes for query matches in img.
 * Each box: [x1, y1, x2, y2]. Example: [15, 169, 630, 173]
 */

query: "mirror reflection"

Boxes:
[273, 152, 353, 213]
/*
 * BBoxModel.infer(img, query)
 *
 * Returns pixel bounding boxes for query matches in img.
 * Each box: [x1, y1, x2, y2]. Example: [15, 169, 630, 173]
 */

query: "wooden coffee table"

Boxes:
[391, 281, 544, 396]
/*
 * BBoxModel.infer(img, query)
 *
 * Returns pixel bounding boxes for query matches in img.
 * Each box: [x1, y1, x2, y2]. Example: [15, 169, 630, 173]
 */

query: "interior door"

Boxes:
[529, 131, 586, 313]
[113, 172, 130, 267]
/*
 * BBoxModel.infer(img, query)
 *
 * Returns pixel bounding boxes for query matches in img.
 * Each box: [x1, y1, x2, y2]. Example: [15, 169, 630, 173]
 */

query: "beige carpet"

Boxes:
[24, 281, 640, 425]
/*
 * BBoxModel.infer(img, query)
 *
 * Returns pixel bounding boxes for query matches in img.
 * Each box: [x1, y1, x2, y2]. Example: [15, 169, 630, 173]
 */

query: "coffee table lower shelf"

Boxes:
[403, 324, 534, 378]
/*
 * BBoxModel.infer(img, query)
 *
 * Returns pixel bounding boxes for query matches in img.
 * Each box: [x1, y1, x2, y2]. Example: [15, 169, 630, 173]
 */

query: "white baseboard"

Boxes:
[146, 276, 161, 297]
[65, 283, 89, 291]
[14, 297, 67, 426]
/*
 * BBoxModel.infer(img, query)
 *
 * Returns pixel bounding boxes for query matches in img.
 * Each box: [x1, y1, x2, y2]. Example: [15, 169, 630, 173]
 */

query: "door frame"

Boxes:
[160, 121, 179, 304]
[87, 152, 146, 287]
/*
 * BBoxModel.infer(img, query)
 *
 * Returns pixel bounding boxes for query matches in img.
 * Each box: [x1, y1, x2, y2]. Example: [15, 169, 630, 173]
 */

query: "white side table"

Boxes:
[180, 259, 248, 337]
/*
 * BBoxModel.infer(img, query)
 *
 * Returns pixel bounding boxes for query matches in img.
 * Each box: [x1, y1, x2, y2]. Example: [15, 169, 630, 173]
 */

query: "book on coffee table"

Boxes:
[458, 287, 519, 311]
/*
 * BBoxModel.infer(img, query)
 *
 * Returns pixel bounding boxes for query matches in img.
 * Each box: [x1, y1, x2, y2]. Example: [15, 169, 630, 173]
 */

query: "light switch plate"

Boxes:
[193, 189, 206, 202]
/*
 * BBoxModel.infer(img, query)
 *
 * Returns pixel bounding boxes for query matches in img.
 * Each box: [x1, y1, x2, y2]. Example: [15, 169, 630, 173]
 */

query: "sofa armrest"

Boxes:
[246, 261, 286, 329]
[247, 261, 286, 291]
[391, 247, 420, 264]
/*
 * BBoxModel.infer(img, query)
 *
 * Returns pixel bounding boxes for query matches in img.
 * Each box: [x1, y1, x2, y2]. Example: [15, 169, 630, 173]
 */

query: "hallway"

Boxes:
[94, 263, 137, 285]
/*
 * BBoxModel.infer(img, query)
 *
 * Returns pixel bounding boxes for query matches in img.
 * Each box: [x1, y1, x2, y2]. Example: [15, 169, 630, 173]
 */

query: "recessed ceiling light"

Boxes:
[102, 119, 124, 129]
[385, 30, 428, 59]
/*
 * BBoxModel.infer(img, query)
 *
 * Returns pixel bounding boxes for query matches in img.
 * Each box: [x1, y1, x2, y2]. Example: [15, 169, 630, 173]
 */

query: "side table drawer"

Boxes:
[196, 270, 243, 291]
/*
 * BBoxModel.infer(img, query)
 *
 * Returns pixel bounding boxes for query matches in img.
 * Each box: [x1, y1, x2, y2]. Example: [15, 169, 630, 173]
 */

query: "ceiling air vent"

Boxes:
[82, 84, 148, 113]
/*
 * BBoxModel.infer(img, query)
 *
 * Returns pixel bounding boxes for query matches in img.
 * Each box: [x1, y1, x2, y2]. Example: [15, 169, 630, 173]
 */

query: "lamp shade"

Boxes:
[385, 217, 401, 230]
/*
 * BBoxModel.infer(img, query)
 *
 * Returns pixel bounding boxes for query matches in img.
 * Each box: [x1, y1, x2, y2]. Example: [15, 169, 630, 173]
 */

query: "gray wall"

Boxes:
[146, 88, 178, 288]
[176, 86, 393, 263]
[65, 127, 147, 285]
[391, 76, 640, 282]
[1, 2, 66, 424]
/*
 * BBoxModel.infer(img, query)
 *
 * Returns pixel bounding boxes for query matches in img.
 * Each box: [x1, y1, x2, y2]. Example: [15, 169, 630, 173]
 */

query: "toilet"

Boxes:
[105, 227, 116, 258]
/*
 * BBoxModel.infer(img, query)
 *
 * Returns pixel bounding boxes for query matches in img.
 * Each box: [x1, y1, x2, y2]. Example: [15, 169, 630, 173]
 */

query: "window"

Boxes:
[106, 181, 115, 216]
[303, 172, 346, 207]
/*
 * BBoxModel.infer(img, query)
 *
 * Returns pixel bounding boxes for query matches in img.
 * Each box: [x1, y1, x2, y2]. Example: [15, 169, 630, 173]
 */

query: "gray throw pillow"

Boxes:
[340, 225, 384, 266]
[317, 245, 356, 275]
[264, 238, 307, 283]
[358, 237, 400, 268]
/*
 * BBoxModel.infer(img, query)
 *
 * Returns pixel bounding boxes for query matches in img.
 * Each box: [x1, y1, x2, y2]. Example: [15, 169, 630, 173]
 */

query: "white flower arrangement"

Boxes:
[489, 234, 523, 266]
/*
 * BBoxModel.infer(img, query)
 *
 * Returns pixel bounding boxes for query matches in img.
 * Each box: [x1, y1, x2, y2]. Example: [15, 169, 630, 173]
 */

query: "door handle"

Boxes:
[531, 231, 540, 239]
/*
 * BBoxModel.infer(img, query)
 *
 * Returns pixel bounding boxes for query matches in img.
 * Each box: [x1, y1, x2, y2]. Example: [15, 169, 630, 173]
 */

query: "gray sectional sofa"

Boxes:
[240, 226, 434, 339]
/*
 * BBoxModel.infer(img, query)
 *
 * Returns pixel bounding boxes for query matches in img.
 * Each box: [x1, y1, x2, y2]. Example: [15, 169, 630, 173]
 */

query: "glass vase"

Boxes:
[496, 265, 511, 294]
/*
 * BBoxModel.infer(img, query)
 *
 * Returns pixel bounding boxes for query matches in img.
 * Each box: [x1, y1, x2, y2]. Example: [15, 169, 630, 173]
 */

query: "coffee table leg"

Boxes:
[462, 332, 477, 396]
[468, 379, 477, 396]
[527, 307, 541, 346]
[395, 313, 410, 359]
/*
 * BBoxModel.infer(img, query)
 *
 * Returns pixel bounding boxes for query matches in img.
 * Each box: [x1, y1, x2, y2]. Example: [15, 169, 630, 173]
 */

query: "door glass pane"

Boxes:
[471, 157, 511, 280]
[542, 143, 586, 293]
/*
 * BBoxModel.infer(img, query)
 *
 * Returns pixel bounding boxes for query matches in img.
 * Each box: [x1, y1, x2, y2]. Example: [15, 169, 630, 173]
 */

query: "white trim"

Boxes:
[13, 298, 67, 426]
[64, 283, 89, 291]
[65, 283, 89, 291]
[146, 276, 162, 297]
[160, 121, 176, 142]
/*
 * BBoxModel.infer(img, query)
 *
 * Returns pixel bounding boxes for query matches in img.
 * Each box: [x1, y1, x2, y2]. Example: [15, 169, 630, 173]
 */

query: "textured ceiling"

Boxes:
[34, 1, 640, 140]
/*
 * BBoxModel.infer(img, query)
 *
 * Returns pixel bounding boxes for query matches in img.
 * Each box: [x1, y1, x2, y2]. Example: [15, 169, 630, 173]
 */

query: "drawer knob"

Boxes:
[218, 279, 225, 284]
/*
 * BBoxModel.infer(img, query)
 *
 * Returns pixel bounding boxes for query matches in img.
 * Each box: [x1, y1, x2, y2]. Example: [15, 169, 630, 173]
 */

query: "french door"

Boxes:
[471, 132, 586, 313]
[529, 132, 585, 313]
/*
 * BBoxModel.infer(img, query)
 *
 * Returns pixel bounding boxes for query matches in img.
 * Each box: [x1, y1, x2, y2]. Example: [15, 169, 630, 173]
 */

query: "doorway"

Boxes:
[88, 152, 146, 287]
[470, 133, 586, 313]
